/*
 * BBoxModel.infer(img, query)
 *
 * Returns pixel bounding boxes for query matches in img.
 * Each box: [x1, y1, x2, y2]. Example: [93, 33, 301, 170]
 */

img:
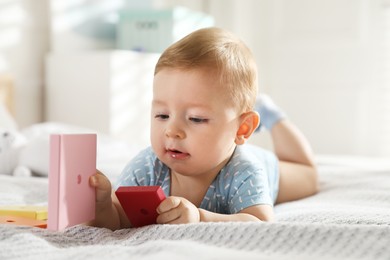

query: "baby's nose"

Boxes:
[165, 124, 185, 139]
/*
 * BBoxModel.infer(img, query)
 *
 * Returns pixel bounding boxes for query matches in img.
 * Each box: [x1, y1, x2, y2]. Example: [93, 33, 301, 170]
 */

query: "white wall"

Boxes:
[205, 0, 389, 157]
[1, 0, 389, 157]
[46, 50, 160, 148]
[0, 0, 49, 127]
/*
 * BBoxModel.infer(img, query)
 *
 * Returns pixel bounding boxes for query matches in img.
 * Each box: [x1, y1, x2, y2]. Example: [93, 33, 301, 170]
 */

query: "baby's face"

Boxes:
[151, 68, 240, 179]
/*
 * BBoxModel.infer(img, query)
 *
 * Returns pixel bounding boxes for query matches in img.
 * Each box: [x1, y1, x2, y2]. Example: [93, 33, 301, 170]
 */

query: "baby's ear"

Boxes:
[235, 111, 260, 145]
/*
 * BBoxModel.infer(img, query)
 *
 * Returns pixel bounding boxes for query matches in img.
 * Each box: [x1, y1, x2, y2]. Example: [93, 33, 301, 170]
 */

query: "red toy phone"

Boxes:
[115, 186, 166, 227]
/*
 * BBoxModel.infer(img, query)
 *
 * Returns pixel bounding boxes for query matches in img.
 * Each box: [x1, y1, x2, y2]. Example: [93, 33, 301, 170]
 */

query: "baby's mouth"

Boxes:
[169, 149, 182, 153]
[166, 148, 189, 159]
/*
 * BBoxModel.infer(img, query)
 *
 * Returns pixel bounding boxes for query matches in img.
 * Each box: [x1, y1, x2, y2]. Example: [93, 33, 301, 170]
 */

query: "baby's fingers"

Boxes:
[89, 170, 112, 203]
[156, 207, 180, 224]
[157, 196, 181, 214]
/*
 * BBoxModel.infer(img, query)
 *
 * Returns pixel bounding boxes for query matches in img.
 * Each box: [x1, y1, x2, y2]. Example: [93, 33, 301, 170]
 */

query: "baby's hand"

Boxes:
[156, 196, 200, 224]
[89, 170, 112, 207]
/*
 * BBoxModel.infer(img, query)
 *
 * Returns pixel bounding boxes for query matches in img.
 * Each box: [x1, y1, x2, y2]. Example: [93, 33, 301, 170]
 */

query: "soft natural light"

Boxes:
[0, 56, 7, 72]
[109, 52, 158, 146]
[50, 0, 89, 12]
[0, 0, 26, 77]
[0, 27, 21, 48]
[384, 3, 390, 151]
[0, 1, 25, 61]
[0, 3, 25, 24]
[51, 0, 123, 31]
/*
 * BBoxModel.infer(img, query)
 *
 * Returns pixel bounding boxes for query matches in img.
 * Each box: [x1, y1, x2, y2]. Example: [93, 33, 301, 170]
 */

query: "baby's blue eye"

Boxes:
[189, 117, 208, 123]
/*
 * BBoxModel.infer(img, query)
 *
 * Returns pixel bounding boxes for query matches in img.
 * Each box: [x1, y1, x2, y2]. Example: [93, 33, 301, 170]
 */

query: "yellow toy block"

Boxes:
[0, 215, 47, 228]
[0, 205, 48, 220]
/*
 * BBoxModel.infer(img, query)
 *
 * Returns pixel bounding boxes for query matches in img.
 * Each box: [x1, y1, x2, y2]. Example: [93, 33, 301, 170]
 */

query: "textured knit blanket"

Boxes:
[1, 156, 390, 260]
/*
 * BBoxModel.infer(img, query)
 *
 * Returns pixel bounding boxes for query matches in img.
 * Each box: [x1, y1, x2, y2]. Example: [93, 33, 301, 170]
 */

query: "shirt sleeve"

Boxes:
[114, 147, 155, 190]
[228, 166, 274, 214]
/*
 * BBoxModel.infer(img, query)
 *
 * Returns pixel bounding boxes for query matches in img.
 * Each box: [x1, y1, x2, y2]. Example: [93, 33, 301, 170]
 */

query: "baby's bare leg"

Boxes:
[272, 120, 318, 203]
[255, 95, 318, 203]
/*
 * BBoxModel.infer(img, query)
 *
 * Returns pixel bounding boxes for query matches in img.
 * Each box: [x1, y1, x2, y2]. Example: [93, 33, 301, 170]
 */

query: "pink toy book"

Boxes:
[47, 134, 96, 231]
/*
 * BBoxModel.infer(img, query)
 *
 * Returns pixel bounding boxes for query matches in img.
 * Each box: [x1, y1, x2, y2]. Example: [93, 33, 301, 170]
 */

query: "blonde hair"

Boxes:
[154, 27, 258, 113]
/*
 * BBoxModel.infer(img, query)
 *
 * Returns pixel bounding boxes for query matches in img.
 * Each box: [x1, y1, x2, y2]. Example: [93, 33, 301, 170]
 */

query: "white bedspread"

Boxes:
[1, 156, 390, 260]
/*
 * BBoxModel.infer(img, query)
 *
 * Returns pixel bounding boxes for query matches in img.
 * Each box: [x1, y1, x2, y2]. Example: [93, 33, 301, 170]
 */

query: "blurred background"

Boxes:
[0, 0, 389, 158]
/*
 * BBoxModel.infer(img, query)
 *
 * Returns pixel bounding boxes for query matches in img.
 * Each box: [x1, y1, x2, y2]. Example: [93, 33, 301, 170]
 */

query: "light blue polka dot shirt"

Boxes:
[115, 144, 279, 214]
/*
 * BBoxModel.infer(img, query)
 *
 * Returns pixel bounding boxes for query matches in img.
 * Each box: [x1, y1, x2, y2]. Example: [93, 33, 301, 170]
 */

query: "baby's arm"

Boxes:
[87, 171, 131, 230]
[200, 204, 274, 222]
[156, 196, 274, 224]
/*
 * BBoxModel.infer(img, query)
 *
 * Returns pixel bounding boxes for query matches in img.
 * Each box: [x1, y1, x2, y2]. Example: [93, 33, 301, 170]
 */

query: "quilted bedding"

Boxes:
[1, 154, 390, 260]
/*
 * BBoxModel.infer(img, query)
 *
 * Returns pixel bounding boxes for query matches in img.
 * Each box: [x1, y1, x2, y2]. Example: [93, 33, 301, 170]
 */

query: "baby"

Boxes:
[89, 27, 318, 230]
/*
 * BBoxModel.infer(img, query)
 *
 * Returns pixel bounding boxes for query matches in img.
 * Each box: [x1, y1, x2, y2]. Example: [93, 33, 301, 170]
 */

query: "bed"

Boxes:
[1, 124, 390, 260]
[1, 85, 390, 260]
